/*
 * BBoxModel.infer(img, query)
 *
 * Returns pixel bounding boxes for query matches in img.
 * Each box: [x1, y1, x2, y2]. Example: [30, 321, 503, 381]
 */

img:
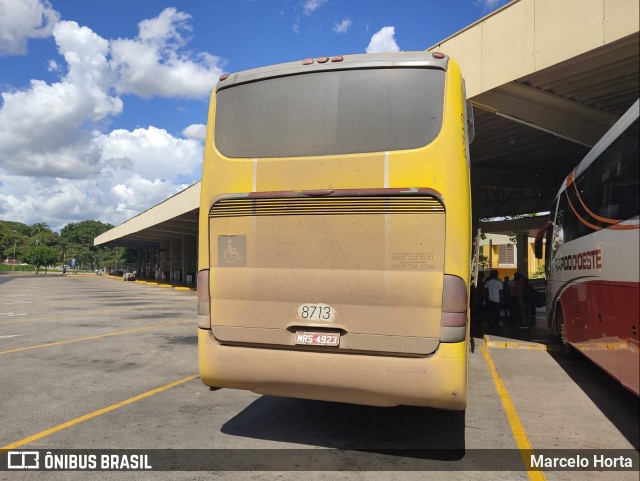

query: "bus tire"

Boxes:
[557, 308, 574, 359]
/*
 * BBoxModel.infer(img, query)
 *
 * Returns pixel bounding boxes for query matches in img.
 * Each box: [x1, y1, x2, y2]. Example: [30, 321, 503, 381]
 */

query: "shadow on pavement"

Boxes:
[221, 395, 465, 458]
[547, 349, 639, 449]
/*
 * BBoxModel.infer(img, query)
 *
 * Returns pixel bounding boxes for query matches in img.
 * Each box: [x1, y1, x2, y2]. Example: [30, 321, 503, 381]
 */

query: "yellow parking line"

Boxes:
[1, 374, 198, 451]
[480, 345, 546, 481]
[0, 320, 192, 356]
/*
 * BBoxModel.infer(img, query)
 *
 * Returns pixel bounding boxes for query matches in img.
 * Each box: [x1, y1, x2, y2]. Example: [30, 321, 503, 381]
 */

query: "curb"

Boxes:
[100, 274, 196, 292]
[484, 335, 560, 351]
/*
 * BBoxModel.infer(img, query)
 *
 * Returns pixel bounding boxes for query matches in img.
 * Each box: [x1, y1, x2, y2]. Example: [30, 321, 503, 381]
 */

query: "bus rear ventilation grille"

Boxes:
[209, 196, 444, 218]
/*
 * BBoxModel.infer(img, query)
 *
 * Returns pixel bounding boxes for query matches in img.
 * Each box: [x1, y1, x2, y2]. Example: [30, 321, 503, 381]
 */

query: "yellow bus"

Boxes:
[197, 51, 473, 409]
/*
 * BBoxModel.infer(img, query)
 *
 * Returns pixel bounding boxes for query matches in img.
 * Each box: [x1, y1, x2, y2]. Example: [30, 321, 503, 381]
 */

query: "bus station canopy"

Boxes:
[429, 0, 639, 220]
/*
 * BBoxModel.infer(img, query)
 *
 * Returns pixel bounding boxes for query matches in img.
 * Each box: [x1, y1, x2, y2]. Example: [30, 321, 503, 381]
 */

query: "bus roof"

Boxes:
[215, 51, 449, 91]
[556, 98, 639, 197]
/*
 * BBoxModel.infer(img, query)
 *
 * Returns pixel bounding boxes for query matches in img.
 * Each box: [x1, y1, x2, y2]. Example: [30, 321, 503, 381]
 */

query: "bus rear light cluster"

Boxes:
[441, 274, 467, 327]
[197, 269, 211, 329]
[301, 56, 344, 65]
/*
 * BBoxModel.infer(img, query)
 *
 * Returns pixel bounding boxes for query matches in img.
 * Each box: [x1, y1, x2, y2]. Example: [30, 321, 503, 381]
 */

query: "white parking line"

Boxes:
[0, 334, 22, 339]
[0, 313, 27, 317]
[1, 301, 32, 305]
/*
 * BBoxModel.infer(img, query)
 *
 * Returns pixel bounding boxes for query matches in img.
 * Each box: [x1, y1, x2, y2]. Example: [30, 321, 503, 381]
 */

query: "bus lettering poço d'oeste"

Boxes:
[197, 51, 474, 409]
[535, 99, 639, 396]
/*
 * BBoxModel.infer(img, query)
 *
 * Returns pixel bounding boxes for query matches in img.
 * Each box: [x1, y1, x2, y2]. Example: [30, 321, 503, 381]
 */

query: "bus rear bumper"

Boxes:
[198, 328, 467, 409]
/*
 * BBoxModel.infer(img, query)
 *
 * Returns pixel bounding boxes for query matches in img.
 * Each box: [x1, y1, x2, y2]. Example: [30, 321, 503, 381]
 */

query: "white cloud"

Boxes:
[47, 59, 60, 72]
[0, 9, 210, 230]
[303, 0, 327, 16]
[182, 124, 207, 141]
[293, 0, 328, 33]
[0, 174, 111, 230]
[0, 20, 122, 178]
[110, 7, 224, 99]
[53, 21, 123, 120]
[365, 26, 401, 54]
[138, 7, 191, 43]
[474, 0, 510, 12]
[96, 126, 202, 182]
[112, 174, 186, 217]
[0, 0, 59, 56]
[0, 124, 204, 229]
[333, 19, 352, 34]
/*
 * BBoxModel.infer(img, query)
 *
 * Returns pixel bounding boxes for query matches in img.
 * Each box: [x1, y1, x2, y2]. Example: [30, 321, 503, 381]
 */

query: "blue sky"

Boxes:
[0, 0, 509, 231]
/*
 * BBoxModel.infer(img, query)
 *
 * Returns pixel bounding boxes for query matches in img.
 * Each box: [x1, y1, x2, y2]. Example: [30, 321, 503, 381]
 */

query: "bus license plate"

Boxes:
[295, 332, 340, 347]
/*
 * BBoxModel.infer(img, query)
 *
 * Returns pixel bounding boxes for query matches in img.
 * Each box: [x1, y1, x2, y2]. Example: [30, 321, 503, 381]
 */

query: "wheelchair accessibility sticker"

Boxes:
[218, 235, 246, 267]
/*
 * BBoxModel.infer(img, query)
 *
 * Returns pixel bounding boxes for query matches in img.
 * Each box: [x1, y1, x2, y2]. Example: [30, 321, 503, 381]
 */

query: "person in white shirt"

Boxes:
[484, 270, 504, 329]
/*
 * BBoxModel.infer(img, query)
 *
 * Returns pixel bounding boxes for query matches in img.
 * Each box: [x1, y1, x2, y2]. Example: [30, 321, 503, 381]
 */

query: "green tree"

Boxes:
[61, 221, 116, 271]
[26, 222, 61, 248]
[58, 237, 69, 265]
[29, 222, 51, 237]
[0, 221, 30, 236]
[97, 246, 127, 271]
[32, 229, 60, 247]
[0, 222, 29, 261]
[21, 245, 59, 274]
[67, 245, 94, 270]
[61, 221, 113, 245]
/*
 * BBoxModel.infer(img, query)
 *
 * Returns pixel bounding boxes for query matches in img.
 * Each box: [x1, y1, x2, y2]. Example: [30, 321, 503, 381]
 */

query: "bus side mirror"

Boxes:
[466, 101, 475, 144]
[534, 221, 552, 259]
[534, 238, 543, 260]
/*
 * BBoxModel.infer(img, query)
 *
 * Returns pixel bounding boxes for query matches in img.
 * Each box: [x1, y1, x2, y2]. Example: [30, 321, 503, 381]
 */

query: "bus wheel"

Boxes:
[557, 309, 573, 358]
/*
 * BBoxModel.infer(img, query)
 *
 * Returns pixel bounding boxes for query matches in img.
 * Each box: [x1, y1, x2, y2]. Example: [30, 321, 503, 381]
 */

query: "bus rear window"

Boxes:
[215, 68, 445, 158]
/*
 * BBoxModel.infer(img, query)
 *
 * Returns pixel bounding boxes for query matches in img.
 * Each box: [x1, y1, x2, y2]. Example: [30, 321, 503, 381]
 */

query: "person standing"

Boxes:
[484, 270, 504, 329]
[502, 276, 511, 318]
[471, 271, 486, 334]
[511, 273, 529, 327]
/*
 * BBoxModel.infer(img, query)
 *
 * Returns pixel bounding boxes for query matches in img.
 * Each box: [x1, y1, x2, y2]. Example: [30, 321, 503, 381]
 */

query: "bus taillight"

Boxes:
[197, 269, 211, 329]
[441, 274, 467, 328]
